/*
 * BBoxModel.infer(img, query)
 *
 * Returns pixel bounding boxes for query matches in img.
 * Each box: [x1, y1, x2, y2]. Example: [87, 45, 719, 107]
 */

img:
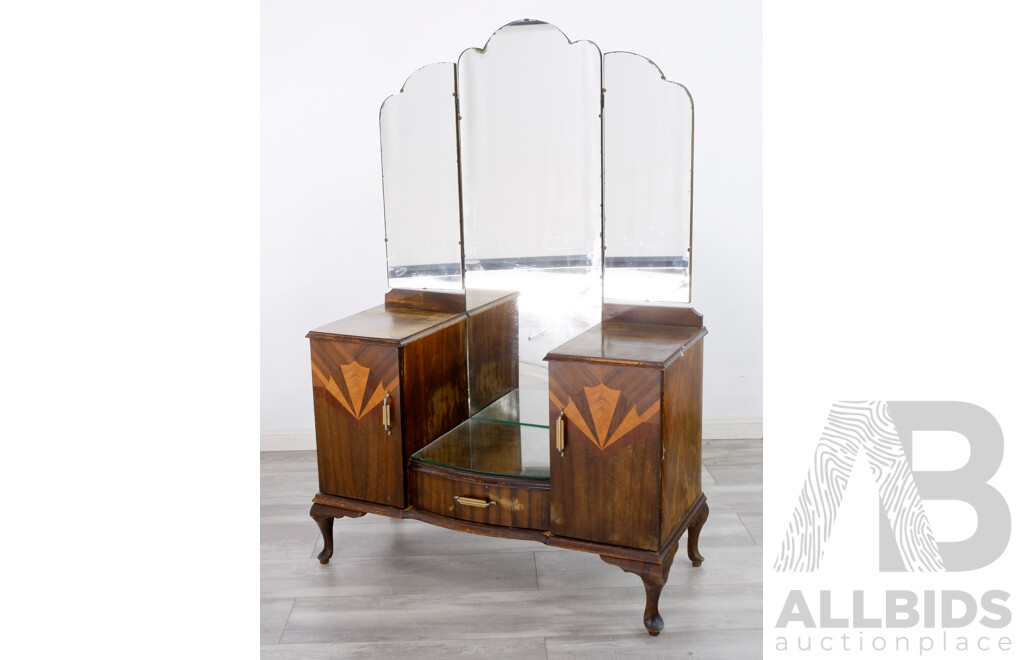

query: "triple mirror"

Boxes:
[379, 20, 694, 466]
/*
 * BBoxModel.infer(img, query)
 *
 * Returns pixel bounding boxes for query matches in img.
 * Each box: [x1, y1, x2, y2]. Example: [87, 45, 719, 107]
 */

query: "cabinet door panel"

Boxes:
[549, 361, 662, 550]
[310, 339, 403, 506]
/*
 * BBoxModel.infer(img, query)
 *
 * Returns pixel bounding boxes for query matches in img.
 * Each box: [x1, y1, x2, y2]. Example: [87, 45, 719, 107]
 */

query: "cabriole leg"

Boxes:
[687, 500, 710, 567]
[309, 503, 365, 564]
[601, 544, 679, 636]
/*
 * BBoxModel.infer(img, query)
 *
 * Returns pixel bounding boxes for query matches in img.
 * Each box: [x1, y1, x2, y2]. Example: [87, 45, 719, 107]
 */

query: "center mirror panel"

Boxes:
[458, 21, 603, 415]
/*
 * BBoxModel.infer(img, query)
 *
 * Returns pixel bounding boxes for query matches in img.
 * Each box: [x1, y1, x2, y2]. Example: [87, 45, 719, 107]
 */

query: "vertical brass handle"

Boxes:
[383, 391, 392, 435]
[556, 409, 565, 457]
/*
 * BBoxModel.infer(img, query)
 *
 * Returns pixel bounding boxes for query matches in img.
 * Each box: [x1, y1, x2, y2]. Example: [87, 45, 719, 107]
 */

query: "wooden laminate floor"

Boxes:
[261, 438, 763, 659]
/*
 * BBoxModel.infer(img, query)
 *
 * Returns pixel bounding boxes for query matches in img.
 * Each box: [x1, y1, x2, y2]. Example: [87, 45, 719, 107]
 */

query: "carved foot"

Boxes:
[310, 503, 365, 564]
[687, 500, 710, 567]
[641, 579, 666, 635]
[311, 512, 335, 564]
[601, 544, 679, 636]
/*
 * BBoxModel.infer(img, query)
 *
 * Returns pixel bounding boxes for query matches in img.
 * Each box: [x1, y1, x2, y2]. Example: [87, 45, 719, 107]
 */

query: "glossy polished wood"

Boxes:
[549, 361, 664, 550]
[409, 462, 550, 531]
[467, 295, 519, 415]
[310, 339, 403, 506]
[384, 288, 467, 312]
[307, 305, 462, 346]
[465, 289, 518, 310]
[398, 319, 468, 458]
[306, 301, 711, 635]
[546, 320, 707, 367]
[661, 338, 704, 544]
[602, 302, 703, 327]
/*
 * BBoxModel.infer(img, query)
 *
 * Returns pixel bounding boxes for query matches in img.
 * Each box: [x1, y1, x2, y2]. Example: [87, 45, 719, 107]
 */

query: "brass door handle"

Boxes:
[382, 391, 392, 435]
[453, 495, 495, 508]
[556, 409, 565, 457]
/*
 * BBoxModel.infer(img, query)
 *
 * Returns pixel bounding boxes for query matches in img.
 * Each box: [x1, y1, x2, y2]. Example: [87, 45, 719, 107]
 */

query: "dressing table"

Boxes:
[306, 20, 708, 636]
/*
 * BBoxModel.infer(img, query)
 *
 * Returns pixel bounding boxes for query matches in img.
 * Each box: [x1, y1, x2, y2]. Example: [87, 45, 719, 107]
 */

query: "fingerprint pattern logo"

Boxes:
[773, 401, 945, 572]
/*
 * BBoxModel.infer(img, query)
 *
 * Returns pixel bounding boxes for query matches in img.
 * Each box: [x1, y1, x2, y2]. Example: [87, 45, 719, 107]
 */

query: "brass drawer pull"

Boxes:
[556, 409, 565, 456]
[454, 495, 495, 508]
[382, 391, 392, 435]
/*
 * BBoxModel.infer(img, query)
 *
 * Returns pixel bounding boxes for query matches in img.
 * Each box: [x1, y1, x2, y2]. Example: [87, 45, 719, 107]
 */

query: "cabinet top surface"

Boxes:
[546, 321, 707, 367]
[307, 305, 462, 345]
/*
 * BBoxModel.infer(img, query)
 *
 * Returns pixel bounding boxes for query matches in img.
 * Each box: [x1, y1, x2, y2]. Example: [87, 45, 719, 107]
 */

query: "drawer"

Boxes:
[409, 465, 550, 531]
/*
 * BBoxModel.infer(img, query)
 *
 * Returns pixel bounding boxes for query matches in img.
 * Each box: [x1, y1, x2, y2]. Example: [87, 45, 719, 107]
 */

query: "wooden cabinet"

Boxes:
[309, 338, 403, 506]
[307, 304, 469, 507]
[548, 360, 665, 550]
[547, 320, 707, 552]
[308, 297, 710, 636]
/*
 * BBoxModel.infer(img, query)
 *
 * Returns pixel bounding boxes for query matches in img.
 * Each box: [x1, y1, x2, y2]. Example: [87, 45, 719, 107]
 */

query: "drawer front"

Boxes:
[310, 338, 403, 507]
[409, 467, 550, 531]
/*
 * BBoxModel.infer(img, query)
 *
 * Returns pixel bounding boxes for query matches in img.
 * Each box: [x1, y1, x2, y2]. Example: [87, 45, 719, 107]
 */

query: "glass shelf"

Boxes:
[410, 417, 550, 479]
[473, 387, 550, 429]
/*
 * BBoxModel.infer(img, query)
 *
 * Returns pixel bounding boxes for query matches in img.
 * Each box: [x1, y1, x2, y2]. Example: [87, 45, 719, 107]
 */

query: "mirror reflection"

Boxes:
[603, 51, 693, 304]
[458, 21, 603, 373]
[380, 63, 463, 291]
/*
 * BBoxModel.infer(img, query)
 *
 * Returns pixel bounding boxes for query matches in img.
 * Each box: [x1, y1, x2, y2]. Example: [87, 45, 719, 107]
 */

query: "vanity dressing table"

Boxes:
[306, 20, 708, 636]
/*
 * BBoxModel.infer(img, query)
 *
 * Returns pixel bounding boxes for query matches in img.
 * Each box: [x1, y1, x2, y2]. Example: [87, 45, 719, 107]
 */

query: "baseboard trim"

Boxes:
[702, 416, 762, 440]
[261, 417, 762, 451]
[261, 428, 316, 452]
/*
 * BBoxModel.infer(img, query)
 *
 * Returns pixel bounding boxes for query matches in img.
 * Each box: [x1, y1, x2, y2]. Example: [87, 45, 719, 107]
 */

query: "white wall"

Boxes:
[261, 0, 763, 439]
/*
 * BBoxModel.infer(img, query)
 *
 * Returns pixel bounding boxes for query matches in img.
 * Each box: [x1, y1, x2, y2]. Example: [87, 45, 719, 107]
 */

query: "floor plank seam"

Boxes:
[277, 598, 296, 646]
[736, 514, 759, 545]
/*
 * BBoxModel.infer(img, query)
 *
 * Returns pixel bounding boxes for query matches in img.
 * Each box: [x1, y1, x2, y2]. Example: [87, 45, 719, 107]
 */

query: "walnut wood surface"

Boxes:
[310, 490, 707, 562]
[465, 289, 518, 311]
[310, 339, 404, 506]
[467, 297, 519, 415]
[398, 319, 469, 458]
[661, 337, 704, 544]
[307, 305, 462, 345]
[409, 462, 550, 531]
[545, 321, 707, 368]
[384, 288, 467, 312]
[549, 361, 663, 550]
[543, 496, 704, 566]
[602, 303, 704, 328]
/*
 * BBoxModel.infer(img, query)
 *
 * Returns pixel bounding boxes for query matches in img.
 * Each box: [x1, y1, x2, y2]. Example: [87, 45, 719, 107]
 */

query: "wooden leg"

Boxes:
[309, 503, 365, 564]
[601, 543, 679, 636]
[687, 499, 710, 567]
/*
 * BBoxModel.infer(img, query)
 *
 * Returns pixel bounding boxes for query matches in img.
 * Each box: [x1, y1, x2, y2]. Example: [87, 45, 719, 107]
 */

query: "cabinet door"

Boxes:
[310, 339, 403, 506]
[549, 361, 663, 550]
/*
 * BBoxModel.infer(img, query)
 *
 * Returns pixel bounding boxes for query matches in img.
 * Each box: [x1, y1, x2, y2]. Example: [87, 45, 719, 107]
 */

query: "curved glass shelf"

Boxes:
[410, 416, 550, 480]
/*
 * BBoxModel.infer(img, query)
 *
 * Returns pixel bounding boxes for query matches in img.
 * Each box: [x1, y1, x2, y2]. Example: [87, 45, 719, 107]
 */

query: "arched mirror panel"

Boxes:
[602, 51, 693, 304]
[380, 62, 463, 291]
